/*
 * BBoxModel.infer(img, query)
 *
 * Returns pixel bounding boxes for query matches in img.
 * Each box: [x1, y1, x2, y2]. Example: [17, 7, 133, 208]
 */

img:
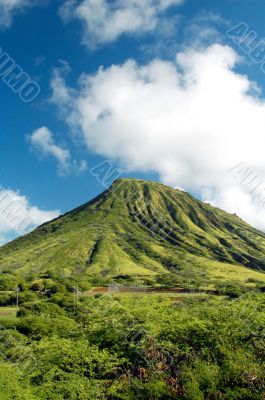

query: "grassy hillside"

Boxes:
[0, 178, 265, 289]
[0, 179, 264, 399]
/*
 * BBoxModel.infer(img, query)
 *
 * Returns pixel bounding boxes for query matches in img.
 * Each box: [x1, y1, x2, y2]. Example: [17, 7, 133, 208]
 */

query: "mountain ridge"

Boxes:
[0, 178, 265, 289]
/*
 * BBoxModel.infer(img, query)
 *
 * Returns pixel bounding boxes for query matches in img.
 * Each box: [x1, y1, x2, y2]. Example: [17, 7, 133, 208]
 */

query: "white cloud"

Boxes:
[0, 0, 41, 29]
[29, 126, 87, 176]
[29, 127, 71, 175]
[0, 188, 60, 245]
[204, 185, 265, 232]
[59, 0, 184, 48]
[183, 12, 228, 49]
[50, 43, 265, 231]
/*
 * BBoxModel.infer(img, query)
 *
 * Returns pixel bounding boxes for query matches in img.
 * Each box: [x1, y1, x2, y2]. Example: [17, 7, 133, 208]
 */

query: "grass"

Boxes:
[0, 306, 17, 321]
[111, 292, 213, 302]
[0, 178, 265, 290]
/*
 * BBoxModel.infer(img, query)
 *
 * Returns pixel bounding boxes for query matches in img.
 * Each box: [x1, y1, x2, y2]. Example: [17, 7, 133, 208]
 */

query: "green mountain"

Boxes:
[1, 178, 265, 289]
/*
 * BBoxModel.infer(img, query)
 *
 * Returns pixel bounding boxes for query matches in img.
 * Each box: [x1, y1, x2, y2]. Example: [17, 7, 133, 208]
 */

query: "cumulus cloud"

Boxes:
[50, 43, 265, 231]
[0, 188, 60, 245]
[59, 0, 184, 48]
[0, 0, 42, 29]
[28, 126, 87, 176]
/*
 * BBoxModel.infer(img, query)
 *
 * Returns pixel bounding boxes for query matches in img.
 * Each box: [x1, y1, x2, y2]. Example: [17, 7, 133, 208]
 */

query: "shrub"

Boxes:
[17, 301, 66, 318]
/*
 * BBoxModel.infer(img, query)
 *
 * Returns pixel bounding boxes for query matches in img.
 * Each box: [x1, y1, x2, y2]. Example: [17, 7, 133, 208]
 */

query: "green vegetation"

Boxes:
[0, 178, 265, 290]
[0, 306, 17, 321]
[0, 178, 264, 398]
[0, 291, 263, 399]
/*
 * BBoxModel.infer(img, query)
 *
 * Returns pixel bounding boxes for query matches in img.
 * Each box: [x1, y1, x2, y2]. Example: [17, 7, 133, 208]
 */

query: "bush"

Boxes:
[42, 279, 66, 296]
[17, 301, 66, 318]
[0, 275, 17, 291]
[0, 292, 17, 306]
[30, 281, 44, 292]
[17, 316, 78, 339]
[0, 363, 36, 399]
[217, 284, 243, 298]
[18, 291, 39, 305]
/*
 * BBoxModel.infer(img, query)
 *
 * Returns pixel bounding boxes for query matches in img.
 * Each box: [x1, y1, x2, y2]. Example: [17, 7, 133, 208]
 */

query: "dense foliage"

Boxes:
[0, 279, 264, 399]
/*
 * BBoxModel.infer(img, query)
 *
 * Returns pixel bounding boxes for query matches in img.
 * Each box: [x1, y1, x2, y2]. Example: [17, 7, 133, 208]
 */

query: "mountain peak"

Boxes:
[0, 179, 265, 288]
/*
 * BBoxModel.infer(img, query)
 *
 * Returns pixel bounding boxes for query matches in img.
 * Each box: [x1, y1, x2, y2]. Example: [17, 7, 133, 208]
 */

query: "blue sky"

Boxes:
[1, 0, 265, 243]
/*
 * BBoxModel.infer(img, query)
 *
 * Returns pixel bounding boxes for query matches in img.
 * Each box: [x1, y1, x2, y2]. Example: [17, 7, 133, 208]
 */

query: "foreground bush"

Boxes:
[0, 292, 264, 399]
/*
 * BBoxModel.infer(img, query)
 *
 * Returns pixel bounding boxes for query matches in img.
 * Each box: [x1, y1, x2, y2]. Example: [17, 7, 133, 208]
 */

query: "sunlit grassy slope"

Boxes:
[0, 178, 265, 287]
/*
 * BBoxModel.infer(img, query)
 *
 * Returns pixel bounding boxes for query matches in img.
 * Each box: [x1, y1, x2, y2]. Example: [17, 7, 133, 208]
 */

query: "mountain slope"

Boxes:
[1, 178, 265, 288]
